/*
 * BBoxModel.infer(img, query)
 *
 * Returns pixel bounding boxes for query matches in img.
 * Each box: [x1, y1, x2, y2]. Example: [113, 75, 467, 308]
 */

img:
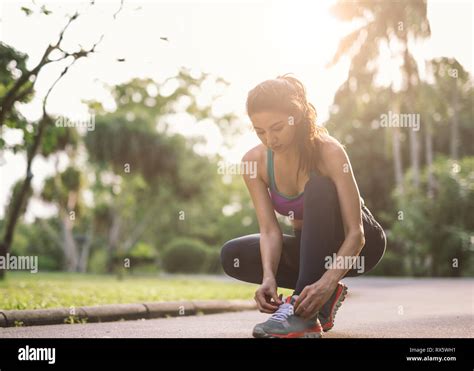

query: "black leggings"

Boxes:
[220, 173, 387, 295]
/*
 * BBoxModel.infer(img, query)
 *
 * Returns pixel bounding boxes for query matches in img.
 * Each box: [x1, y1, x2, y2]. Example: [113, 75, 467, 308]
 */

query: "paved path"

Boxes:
[1, 277, 472, 338]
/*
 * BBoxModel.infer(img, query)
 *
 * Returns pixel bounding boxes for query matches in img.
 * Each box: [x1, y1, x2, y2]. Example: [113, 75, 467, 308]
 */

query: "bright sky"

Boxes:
[0, 0, 472, 221]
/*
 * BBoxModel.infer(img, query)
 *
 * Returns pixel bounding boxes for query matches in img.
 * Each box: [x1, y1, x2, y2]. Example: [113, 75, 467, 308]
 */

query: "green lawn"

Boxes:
[0, 272, 293, 310]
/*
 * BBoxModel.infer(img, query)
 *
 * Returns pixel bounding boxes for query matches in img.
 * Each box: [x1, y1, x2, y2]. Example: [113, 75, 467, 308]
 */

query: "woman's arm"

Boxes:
[241, 147, 283, 281]
[241, 147, 285, 312]
[258, 232, 283, 281]
[294, 139, 365, 318]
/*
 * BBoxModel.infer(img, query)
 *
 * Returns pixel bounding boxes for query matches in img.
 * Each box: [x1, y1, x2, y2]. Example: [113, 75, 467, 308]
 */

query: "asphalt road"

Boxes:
[1, 277, 472, 338]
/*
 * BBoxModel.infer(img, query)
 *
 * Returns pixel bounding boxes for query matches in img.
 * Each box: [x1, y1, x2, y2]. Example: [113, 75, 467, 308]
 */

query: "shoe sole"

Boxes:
[321, 283, 348, 332]
[252, 324, 323, 339]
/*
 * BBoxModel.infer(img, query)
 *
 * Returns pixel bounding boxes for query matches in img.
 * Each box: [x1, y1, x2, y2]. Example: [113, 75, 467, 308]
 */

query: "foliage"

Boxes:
[161, 238, 210, 273]
[390, 156, 474, 276]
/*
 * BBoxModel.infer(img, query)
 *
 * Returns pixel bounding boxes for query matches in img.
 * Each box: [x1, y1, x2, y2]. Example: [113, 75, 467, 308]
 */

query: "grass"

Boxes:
[0, 272, 293, 311]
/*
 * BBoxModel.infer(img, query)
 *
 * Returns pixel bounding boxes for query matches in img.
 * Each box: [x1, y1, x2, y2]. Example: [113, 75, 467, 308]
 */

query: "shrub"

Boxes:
[162, 238, 209, 273]
[391, 156, 474, 276]
[203, 248, 224, 274]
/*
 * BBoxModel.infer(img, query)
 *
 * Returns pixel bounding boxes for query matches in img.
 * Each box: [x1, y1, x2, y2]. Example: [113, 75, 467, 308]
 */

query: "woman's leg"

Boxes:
[220, 231, 301, 290]
[345, 204, 387, 277]
[293, 173, 387, 294]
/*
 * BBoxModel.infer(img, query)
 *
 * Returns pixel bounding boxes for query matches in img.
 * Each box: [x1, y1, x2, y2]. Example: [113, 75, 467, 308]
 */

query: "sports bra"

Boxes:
[266, 148, 366, 220]
[267, 148, 310, 219]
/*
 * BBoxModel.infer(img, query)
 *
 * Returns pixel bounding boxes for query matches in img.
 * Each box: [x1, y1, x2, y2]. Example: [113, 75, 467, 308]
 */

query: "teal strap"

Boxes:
[268, 147, 304, 199]
[267, 148, 276, 190]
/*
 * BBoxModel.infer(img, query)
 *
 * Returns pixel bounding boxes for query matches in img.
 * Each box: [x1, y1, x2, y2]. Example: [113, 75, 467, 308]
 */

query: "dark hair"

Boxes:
[246, 73, 328, 182]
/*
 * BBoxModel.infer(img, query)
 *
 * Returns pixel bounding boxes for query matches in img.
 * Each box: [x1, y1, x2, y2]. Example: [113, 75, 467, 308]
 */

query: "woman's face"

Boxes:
[250, 111, 298, 152]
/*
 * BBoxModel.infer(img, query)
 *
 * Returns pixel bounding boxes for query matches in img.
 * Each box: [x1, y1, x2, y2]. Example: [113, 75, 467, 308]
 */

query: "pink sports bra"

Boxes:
[267, 148, 312, 220]
[266, 148, 366, 219]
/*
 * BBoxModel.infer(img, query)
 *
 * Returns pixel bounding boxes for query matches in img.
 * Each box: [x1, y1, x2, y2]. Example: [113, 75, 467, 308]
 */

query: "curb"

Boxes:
[0, 300, 257, 327]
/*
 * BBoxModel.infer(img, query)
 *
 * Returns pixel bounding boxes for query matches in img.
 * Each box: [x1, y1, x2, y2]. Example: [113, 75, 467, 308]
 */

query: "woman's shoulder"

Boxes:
[241, 144, 268, 183]
[242, 143, 266, 159]
[315, 133, 346, 176]
[318, 133, 344, 150]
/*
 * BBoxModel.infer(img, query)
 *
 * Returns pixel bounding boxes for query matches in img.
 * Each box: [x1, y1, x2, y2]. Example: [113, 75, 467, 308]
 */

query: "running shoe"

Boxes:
[252, 295, 323, 338]
[318, 282, 348, 332]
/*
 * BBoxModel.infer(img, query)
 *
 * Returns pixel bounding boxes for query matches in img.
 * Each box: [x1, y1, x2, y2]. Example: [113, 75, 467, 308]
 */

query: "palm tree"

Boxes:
[329, 0, 431, 191]
[428, 58, 470, 160]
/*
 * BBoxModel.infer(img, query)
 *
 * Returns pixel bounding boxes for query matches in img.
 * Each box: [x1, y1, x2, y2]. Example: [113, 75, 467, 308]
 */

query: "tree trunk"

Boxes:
[403, 44, 420, 190]
[78, 228, 93, 273]
[391, 99, 404, 193]
[60, 210, 79, 272]
[425, 121, 434, 198]
[405, 90, 420, 190]
[450, 86, 460, 160]
[409, 122, 420, 189]
[0, 116, 50, 280]
[106, 210, 121, 273]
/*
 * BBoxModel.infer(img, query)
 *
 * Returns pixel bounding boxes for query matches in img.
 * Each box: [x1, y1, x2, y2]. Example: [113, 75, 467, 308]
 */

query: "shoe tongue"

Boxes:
[285, 295, 298, 305]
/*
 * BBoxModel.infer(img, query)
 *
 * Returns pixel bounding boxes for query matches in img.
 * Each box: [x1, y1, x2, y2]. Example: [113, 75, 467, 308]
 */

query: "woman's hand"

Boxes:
[293, 278, 339, 319]
[254, 277, 283, 313]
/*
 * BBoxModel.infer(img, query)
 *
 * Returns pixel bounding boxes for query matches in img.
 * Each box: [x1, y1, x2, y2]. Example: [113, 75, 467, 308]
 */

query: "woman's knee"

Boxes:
[220, 240, 237, 276]
[347, 227, 387, 277]
[304, 173, 338, 202]
[220, 236, 262, 284]
[363, 210, 387, 261]
[369, 227, 387, 269]
[220, 237, 252, 277]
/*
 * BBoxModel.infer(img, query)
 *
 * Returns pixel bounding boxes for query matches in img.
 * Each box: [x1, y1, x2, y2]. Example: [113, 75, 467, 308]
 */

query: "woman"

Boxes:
[220, 74, 387, 338]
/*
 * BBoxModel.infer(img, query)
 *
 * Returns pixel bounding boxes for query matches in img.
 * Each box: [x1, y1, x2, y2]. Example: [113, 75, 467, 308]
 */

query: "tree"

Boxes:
[426, 58, 473, 160]
[40, 166, 91, 272]
[0, 3, 123, 279]
[329, 0, 431, 192]
[84, 72, 240, 273]
[391, 156, 474, 276]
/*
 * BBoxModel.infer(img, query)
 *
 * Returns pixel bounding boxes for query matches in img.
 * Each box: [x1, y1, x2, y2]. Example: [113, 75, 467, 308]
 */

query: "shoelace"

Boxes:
[268, 302, 294, 323]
